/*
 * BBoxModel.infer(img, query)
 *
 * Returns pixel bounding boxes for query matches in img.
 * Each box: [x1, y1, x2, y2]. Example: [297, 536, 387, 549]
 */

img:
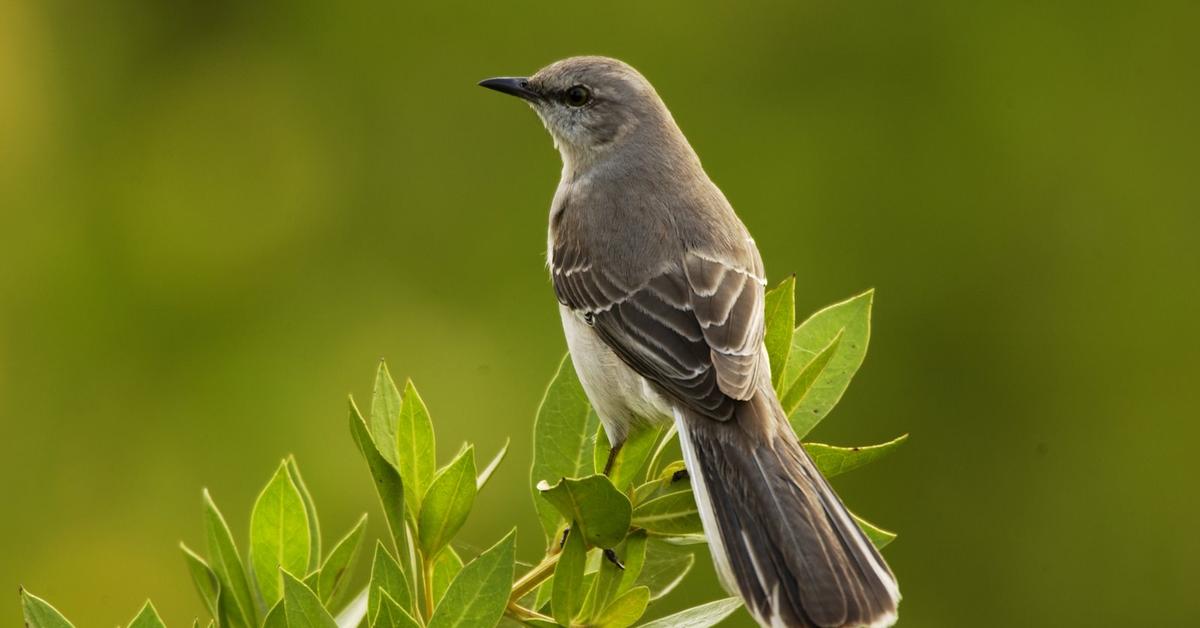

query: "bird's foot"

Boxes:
[603, 548, 625, 570]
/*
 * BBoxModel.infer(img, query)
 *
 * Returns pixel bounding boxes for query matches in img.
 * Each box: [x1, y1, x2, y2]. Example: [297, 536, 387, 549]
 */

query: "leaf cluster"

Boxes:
[19, 283, 903, 628]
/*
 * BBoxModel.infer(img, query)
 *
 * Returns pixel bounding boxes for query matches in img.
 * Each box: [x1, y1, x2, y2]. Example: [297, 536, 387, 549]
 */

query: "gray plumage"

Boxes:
[481, 56, 900, 628]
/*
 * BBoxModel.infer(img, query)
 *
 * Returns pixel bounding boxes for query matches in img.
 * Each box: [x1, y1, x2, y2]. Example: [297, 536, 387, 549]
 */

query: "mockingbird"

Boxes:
[480, 56, 900, 628]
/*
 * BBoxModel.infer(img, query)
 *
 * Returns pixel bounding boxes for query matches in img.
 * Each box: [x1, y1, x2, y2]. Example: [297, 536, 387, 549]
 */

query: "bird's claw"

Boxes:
[603, 548, 625, 570]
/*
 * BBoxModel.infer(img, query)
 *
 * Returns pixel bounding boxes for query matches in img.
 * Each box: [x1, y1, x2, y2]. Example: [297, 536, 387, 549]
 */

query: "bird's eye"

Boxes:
[564, 85, 591, 107]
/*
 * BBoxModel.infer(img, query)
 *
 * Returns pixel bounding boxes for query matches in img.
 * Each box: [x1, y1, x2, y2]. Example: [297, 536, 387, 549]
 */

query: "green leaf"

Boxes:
[764, 275, 796, 388]
[617, 531, 647, 598]
[203, 489, 258, 628]
[636, 596, 743, 628]
[285, 456, 323, 573]
[262, 601, 286, 628]
[477, 438, 510, 490]
[180, 542, 220, 620]
[584, 543, 628, 621]
[634, 539, 694, 600]
[418, 446, 477, 556]
[316, 514, 368, 609]
[532, 576, 554, 612]
[281, 570, 338, 627]
[127, 600, 167, 628]
[632, 461, 689, 506]
[428, 529, 517, 628]
[592, 586, 649, 628]
[368, 541, 413, 622]
[551, 526, 587, 625]
[349, 397, 407, 553]
[631, 490, 702, 536]
[779, 290, 873, 437]
[373, 590, 420, 628]
[852, 512, 897, 549]
[396, 380, 437, 515]
[803, 434, 908, 478]
[251, 461, 313, 605]
[20, 589, 74, 628]
[531, 355, 602, 543]
[779, 329, 842, 421]
[431, 547, 464, 605]
[594, 426, 662, 492]
[537, 475, 632, 548]
[370, 360, 402, 467]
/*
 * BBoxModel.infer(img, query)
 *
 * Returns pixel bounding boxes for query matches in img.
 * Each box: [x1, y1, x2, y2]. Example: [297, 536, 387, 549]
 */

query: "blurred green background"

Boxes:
[2, 0, 1197, 625]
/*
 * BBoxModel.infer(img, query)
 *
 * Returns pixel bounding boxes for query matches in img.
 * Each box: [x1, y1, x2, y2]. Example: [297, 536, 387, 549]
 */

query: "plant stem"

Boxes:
[505, 602, 555, 624]
[422, 554, 435, 622]
[509, 552, 561, 603]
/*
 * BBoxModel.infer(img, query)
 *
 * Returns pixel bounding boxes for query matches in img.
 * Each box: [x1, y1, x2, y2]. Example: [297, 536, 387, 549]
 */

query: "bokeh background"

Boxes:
[3, 1, 1198, 625]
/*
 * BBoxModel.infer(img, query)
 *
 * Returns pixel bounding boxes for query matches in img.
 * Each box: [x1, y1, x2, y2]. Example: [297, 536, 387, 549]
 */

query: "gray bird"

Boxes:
[480, 56, 900, 628]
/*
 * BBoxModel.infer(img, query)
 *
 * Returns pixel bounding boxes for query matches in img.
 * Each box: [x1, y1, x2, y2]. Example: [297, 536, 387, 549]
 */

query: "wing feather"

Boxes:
[551, 243, 767, 419]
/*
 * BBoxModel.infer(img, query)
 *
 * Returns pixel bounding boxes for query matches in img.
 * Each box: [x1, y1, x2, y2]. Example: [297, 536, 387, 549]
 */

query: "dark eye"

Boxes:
[565, 85, 591, 107]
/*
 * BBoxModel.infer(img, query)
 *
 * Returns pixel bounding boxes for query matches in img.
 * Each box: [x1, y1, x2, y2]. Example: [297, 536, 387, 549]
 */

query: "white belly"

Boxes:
[559, 305, 673, 444]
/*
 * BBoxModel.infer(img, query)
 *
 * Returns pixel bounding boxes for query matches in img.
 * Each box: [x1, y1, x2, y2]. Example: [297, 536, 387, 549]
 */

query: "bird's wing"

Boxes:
[552, 243, 766, 422]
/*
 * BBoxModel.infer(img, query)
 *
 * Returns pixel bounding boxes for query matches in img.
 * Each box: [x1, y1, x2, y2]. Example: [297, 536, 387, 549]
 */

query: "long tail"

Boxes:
[674, 388, 900, 628]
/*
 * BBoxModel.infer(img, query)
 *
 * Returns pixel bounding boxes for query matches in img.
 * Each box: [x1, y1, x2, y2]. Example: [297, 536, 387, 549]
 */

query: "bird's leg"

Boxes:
[602, 440, 624, 476]
[603, 548, 625, 570]
[559, 526, 571, 549]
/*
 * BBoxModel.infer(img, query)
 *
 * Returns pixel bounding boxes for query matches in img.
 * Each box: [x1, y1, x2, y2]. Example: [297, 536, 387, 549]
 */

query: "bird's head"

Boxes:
[480, 56, 682, 170]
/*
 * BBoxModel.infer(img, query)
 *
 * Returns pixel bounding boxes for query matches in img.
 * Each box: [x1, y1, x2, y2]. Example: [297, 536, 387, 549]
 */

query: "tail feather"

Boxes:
[674, 390, 899, 628]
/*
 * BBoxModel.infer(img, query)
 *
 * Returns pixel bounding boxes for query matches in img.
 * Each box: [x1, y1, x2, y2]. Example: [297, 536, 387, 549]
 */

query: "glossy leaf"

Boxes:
[779, 329, 842, 421]
[617, 531, 648, 598]
[418, 446, 477, 556]
[532, 576, 554, 612]
[431, 546, 464, 605]
[634, 538, 695, 600]
[552, 525, 587, 625]
[592, 586, 649, 628]
[584, 545, 626, 621]
[636, 596, 743, 628]
[531, 355, 602, 542]
[537, 475, 631, 548]
[333, 587, 369, 628]
[349, 397, 407, 553]
[764, 275, 796, 388]
[631, 490, 702, 536]
[428, 529, 517, 628]
[594, 425, 662, 492]
[20, 589, 74, 628]
[180, 542, 220, 620]
[251, 462, 312, 605]
[804, 434, 908, 478]
[370, 360, 402, 467]
[368, 541, 412, 622]
[281, 570, 338, 627]
[127, 601, 167, 628]
[633, 461, 689, 506]
[476, 438, 509, 490]
[203, 489, 257, 628]
[852, 512, 897, 549]
[317, 514, 368, 609]
[262, 601, 286, 628]
[780, 290, 873, 437]
[373, 590, 420, 628]
[396, 380, 437, 514]
[285, 456, 323, 573]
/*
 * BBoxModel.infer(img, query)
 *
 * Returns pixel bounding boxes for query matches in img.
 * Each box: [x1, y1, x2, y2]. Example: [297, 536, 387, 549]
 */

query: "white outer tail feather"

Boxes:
[672, 407, 900, 628]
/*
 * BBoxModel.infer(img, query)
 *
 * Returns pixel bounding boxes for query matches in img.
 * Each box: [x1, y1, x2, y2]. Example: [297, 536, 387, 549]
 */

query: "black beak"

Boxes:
[478, 77, 540, 102]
